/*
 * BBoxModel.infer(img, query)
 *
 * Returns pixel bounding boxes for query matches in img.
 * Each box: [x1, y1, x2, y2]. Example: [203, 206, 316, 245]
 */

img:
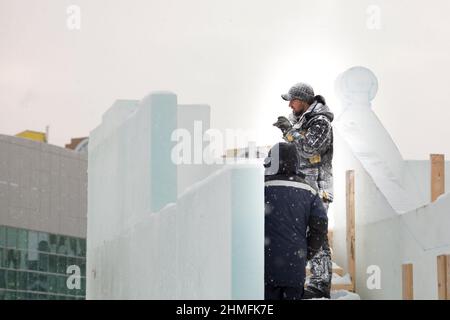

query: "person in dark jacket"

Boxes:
[264, 142, 328, 300]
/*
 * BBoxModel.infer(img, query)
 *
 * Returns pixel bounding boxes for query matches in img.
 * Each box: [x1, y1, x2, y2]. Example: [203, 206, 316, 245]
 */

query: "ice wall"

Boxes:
[333, 134, 450, 299]
[404, 160, 450, 202]
[87, 92, 264, 299]
[332, 67, 450, 299]
[176, 104, 223, 195]
[88, 94, 177, 245]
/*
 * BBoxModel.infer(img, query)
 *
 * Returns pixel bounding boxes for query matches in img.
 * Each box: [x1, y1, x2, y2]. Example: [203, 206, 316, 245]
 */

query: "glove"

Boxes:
[284, 128, 302, 142]
[319, 190, 334, 203]
[273, 116, 292, 135]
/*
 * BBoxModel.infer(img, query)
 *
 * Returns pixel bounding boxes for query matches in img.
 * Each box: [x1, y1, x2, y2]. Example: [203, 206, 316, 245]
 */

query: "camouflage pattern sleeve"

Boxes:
[293, 117, 332, 159]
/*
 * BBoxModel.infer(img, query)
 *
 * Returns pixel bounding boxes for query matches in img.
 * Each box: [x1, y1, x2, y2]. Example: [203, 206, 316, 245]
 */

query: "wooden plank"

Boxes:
[331, 283, 354, 292]
[225, 149, 234, 158]
[333, 266, 345, 277]
[328, 230, 334, 253]
[346, 170, 356, 291]
[402, 263, 414, 300]
[437, 255, 450, 300]
[431, 154, 445, 202]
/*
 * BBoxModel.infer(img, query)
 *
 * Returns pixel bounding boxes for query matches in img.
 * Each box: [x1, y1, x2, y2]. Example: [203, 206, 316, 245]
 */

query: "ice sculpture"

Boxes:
[335, 66, 427, 213]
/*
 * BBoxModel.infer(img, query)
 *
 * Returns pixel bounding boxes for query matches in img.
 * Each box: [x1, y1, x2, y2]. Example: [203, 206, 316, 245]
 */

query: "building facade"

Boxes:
[0, 134, 87, 300]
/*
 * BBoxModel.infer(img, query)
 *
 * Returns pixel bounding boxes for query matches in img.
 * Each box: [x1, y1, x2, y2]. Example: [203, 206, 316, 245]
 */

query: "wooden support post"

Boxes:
[402, 263, 414, 300]
[431, 154, 445, 202]
[346, 170, 356, 291]
[437, 255, 450, 300]
[328, 230, 334, 253]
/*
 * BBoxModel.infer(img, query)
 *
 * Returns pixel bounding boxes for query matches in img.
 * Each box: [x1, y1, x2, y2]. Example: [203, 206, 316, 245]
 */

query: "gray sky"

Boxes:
[1, 0, 450, 159]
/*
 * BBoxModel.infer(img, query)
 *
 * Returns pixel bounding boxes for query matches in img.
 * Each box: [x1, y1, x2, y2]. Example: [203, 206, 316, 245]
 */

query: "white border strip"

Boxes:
[264, 180, 317, 195]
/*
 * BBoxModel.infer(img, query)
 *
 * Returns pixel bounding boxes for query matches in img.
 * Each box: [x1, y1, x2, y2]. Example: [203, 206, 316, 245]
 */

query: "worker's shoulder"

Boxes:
[264, 175, 317, 196]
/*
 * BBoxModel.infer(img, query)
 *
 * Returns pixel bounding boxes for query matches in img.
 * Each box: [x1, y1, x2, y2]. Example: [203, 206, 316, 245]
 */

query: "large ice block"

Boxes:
[87, 92, 264, 299]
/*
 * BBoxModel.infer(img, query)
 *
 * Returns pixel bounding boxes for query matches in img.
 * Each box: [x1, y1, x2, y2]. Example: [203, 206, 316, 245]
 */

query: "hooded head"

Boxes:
[305, 95, 334, 122]
[264, 142, 299, 176]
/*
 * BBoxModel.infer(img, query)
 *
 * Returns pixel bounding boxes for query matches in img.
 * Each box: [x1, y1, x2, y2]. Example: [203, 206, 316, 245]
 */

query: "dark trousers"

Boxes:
[307, 202, 332, 293]
[265, 284, 304, 300]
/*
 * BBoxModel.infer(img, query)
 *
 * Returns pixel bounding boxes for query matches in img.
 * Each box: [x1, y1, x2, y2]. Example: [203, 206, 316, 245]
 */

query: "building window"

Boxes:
[38, 233, 50, 253]
[27, 231, 39, 252]
[38, 253, 49, 272]
[17, 229, 28, 250]
[17, 271, 27, 291]
[0, 226, 5, 247]
[49, 235, 57, 253]
[0, 225, 86, 300]
[6, 228, 17, 249]
[0, 248, 4, 268]
[6, 270, 16, 290]
[0, 269, 5, 288]
[48, 254, 57, 273]
[57, 236, 68, 255]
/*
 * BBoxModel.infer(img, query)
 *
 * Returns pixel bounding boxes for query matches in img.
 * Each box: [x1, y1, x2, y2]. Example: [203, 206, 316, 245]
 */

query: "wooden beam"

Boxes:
[328, 230, 334, 253]
[431, 154, 445, 202]
[402, 263, 414, 300]
[346, 170, 356, 291]
[437, 255, 450, 300]
[331, 283, 355, 292]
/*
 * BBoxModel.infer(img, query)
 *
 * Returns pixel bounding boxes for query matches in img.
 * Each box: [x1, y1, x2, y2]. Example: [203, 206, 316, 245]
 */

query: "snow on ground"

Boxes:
[330, 290, 361, 300]
[305, 291, 361, 300]
[332, 273, 352, 285]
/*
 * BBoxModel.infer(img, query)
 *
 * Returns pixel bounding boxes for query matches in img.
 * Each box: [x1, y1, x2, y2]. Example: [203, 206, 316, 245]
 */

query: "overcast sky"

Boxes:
[1, 0, 450, 159]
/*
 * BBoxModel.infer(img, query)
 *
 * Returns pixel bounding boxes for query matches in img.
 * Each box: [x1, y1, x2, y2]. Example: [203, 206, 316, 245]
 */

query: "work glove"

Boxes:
[284, 128, 302, 142]
[273, 117, 303, 142]
[319, 190, 334, 203]
[273, 116, 292, 135]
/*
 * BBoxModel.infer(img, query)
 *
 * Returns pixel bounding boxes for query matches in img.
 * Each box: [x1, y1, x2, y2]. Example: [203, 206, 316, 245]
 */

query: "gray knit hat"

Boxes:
[281, 83, 315, 104]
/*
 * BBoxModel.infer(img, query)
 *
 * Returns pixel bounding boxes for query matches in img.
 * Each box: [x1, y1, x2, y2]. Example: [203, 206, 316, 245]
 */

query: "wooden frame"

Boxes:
[346, 170, 356, 291]
[437, 255, 450, 300]
[402, 263, 414, 300]
[328, 230, 334, 253]
[430, 154, 445, 202]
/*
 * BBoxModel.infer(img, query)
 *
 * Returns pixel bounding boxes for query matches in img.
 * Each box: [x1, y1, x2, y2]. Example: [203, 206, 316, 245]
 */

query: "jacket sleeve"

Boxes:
[292, 117, 332, 158]
[306, 194, 328, 259]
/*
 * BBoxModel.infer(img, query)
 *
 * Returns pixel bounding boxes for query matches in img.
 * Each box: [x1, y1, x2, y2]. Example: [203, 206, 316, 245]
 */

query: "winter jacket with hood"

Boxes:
[287, 95, 334, 201]
[264, 143, 328, 288]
